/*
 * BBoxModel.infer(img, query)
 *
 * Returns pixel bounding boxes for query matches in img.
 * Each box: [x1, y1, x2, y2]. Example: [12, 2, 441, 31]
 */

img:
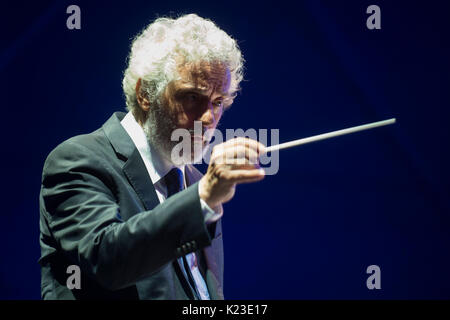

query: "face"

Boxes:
[139, 60, 232, 164]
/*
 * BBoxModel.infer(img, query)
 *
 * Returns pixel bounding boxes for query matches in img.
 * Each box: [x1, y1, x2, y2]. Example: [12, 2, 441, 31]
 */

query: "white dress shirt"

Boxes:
[120, 111, 221, 300]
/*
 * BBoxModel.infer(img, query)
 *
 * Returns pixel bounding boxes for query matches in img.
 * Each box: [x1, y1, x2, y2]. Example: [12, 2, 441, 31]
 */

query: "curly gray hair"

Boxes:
[122, 14, 244, 112]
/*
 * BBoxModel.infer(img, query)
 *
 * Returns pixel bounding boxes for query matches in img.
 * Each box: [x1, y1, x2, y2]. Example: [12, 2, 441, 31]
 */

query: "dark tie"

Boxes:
[164, 168, 201, 300]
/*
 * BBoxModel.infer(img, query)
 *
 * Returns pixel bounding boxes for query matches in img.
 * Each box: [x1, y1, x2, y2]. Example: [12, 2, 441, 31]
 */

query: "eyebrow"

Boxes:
[177, 86, 230, 98]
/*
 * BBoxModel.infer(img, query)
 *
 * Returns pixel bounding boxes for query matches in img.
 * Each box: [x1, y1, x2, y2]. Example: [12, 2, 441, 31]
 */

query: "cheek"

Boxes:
[166, 98, 190, 127]
[173, 109, 193, 128]
[173, 113, 187, 127]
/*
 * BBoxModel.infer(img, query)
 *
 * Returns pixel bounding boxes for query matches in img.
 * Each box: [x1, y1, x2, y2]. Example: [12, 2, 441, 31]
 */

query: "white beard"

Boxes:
[142, 103, 209, 166]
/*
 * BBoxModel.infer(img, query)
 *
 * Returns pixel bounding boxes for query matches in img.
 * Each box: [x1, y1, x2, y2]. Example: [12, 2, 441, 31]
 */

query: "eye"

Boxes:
[213, 100, 223, 108]
[186, 93, 198, 102]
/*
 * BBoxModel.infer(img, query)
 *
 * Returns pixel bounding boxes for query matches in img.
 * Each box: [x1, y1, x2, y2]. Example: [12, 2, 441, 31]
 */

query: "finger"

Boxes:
[223, 137, 266, 155]
[218, 168, 265, 184]
[221, 161, 260, 170]
[212, 145, 260, 165]
[235, 175, 265, 185]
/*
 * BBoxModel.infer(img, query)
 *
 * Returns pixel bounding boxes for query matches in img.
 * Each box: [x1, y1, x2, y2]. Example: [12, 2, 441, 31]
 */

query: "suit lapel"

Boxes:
[123, 148, 160, 211]
[102, 112, 160, 211]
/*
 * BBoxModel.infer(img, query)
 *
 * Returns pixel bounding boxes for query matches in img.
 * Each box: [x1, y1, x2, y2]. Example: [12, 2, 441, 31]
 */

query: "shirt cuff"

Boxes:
[200, 198, 223, 225]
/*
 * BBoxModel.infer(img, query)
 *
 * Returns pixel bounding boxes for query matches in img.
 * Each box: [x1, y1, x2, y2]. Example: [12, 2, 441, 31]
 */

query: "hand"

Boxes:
[199, 137, 266, 209]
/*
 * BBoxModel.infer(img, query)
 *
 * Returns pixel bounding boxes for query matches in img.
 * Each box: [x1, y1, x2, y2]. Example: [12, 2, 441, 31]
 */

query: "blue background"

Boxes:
[1, 0, 449, 299]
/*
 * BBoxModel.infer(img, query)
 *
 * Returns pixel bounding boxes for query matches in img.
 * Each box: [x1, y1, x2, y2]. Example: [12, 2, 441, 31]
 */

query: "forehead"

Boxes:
[175, 60, 231, 95]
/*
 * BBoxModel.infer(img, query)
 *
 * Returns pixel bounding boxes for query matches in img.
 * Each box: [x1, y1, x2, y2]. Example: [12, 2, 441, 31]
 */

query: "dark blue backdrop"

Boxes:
[1, 0, 449, 299]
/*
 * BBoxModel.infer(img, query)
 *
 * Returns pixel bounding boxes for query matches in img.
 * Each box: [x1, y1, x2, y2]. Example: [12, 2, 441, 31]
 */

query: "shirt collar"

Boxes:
[120, 111, 185, 185]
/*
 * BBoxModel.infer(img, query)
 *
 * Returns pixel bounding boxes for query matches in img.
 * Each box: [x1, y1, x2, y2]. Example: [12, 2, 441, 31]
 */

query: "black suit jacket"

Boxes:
[39, 112, 224, 299]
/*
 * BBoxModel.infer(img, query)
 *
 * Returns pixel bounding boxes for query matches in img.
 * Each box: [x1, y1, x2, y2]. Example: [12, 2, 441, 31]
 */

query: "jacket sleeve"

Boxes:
[40, 139, 213, 291]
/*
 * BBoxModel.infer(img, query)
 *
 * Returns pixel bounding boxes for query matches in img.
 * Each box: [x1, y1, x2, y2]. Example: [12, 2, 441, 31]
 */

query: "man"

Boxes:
[39, 14, 265, 299]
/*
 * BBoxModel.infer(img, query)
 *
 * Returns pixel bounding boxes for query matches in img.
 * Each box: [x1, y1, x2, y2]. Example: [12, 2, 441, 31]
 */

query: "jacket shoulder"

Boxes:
[42, 128, 112, 176]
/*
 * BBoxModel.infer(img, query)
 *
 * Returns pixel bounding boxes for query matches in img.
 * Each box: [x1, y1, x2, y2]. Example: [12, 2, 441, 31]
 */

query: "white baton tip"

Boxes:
[265, 118, 396, 153]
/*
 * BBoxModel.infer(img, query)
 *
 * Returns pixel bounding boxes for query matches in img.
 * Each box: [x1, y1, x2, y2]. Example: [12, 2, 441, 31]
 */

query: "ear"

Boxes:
[135, 78, 150, 111]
